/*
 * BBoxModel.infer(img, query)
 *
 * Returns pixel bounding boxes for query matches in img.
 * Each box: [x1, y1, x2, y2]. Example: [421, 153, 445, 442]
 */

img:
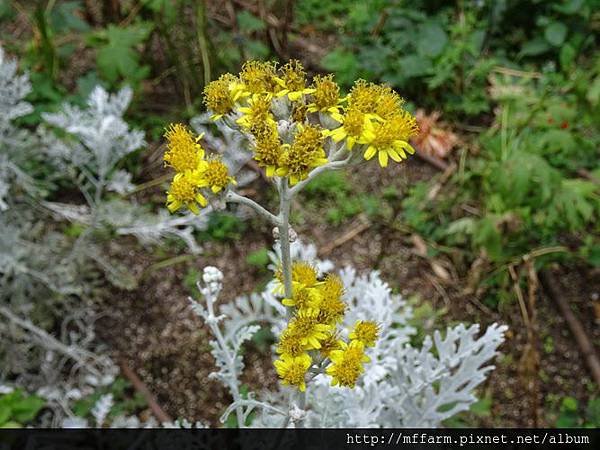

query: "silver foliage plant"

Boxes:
[0, 48, 194, 425]
[41, 85, 210, 256]
[190, 240, 508, 428]
[1, 46, 261, 427]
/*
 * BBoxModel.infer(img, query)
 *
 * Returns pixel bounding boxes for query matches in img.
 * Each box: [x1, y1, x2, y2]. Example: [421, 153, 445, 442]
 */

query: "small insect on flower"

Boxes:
[316, 274, 346, 325]
[326, 340, 370, 388]
[203, 73, 247, 120]
[275, 60, 315, 102]
[163, 124, 205, 173]
[273, 354, 312, 391]
[195, 158, 236, 194]
[166, 172, 208, 215]
[276, 124, 328, 185]
[307, 74, 342, 115]
[348, 320, 380, 347]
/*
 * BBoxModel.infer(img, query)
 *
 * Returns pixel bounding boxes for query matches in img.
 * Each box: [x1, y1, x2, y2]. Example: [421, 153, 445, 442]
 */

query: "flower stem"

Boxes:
[278, 178, 293, 300]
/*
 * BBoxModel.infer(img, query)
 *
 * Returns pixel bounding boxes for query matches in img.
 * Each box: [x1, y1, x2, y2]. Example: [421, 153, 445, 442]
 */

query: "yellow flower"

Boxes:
[163, 124, 204, 173]
[373, 84, 404, 120]
[346, 79, 381, 114]
[166, 172, 207, 215]
[348, 320, 380, 347]
[328, 106, 375, 150]
[291, 102, 309, 124]
[195, 158, 236, 193]
[326, 340, 370, 388]
[316, 274, 346, 325]
[239, 60, 280, 95]
[288, 309, 331, 349]
[236, 94, 276, 131]
[282, 286, 322, 310]
[273, 354, 312, 391]
[276, 328, 307, 359]
[276, 124, 328, 185]
[291, 261, 319, 287]
[274, 261, 322, 298]
[203, 73, 246, 120]
[347, 80, 404, 118]
[319, 331, 342, 359]
[360, 110, 419, 167]
[252, 124, 283, 177]
[275, 60, 315, 101]
[307, 74, 341, 114]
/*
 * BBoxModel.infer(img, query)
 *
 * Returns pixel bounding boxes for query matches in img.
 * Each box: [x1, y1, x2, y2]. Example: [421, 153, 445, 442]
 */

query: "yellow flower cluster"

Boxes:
[163, 124, 236, 214]
[273, 262, 379, 391]
[201, 59, 419, 181]
[330, 80, 419, 167]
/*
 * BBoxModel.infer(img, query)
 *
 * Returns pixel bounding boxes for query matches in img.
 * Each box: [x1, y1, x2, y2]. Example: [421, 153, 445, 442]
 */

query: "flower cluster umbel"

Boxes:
[164, 124, 236, 214]
[273, 262, 379, 391]
[163, 59, 419, 216]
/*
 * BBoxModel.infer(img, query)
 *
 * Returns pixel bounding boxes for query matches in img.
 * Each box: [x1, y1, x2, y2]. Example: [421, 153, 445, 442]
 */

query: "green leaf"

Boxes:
[586, 77, 600, 106]
[417, 23, 448, 57]
[321, 49, 360, 86]
[544, 22, 568, 47]
[446, 217, 476, 236]
[519, 37, 551, 57]
[397, 54, 432, 78]
[0, 1, 15, 20]
[585, 397, 600, 426]
[237, 11, 266, 33]
[470, 395, 492, 417]
[559, 43, 576, 69]
[246, 248, 269, 269]
[140, 0, 176, 22]
[244, 40, 270, 59]
[50, 1, 90, 33]
[0, 404, 11, 426]
[584, 245, 600, 267]
[556, 397, 580, 427]
[474, 216, 502, 261]
[553, 0, 584, 15]
[11, 395, 45, 423]
[92, 23, 152, 82]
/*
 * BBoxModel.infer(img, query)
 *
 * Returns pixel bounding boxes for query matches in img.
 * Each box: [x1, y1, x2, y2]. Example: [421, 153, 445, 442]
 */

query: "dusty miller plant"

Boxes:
[0, 47, 253, 426]
[162, 60, 508, 427]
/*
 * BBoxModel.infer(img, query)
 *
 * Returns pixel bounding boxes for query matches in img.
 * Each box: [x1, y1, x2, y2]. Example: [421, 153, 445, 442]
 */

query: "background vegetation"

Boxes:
[1, 0, 599, 427]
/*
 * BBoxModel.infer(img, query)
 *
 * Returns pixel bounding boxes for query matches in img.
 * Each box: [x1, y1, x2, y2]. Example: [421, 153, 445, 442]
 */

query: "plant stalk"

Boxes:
[278, 178, 293, 300]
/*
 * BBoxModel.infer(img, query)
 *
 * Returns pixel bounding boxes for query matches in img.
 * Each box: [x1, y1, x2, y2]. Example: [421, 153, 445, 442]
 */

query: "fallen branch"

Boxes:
[539, 270, 600, 387]
[0, 306, 105, 378]
[119, 359, 173, 424]
[320, 214, 371, 256]
[413, 144, 450, 171]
